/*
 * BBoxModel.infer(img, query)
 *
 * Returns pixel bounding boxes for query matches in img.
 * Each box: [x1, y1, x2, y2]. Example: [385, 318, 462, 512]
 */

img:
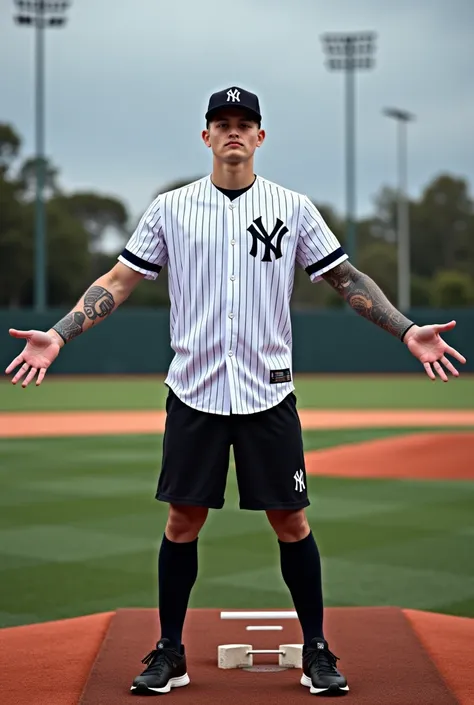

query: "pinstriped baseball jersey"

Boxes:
[118, 175, 347, 415]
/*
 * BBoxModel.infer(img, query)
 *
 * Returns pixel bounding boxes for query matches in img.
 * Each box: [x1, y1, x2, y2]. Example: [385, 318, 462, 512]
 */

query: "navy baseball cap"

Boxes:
[205, 86, 262, 123]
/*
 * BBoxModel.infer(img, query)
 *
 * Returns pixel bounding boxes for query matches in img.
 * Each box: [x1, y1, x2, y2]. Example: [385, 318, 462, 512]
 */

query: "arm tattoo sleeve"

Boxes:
[51, 286, 115, 344]
[322, 261, 414, 339]
[83, 286, 115, 321]
[53, 311, 86, 344]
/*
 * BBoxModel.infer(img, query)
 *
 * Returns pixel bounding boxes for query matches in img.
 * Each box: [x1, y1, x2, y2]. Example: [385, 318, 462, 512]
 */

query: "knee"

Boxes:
[165, 504, 209, 542]
[266, 509, 310, 542]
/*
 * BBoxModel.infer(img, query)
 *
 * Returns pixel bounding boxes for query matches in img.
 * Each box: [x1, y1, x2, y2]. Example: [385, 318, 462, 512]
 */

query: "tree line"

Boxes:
[1, 121, 473, 310]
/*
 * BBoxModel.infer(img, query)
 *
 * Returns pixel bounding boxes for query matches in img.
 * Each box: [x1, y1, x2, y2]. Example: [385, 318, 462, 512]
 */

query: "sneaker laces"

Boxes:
[141, 647, 175, 676]
[305, 645, 340, 675]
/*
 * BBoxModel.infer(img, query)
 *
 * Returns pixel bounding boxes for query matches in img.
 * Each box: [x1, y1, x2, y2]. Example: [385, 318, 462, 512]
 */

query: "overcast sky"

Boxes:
[2, 0, 473, 234]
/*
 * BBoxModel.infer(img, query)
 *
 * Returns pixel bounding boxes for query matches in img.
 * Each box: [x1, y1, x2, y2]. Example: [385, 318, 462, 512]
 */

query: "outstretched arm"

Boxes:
[322, 261, 466, 381]
[6, 262, 144, 387]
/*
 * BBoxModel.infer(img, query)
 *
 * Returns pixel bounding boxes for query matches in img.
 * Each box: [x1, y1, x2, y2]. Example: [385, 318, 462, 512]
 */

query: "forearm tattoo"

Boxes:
[52, 286, 115, 344]
[53, 311, 86, 344]
[323, 262, 413, 339]
[83, 286, 115, 321]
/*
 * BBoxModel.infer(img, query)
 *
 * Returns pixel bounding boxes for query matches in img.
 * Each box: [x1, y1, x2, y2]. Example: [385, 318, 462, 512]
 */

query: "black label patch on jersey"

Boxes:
[270, 368, 292, 384]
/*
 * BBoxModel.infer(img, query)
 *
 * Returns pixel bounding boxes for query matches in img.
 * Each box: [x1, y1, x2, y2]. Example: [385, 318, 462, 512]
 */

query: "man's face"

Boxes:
[202, 109, 265, 163]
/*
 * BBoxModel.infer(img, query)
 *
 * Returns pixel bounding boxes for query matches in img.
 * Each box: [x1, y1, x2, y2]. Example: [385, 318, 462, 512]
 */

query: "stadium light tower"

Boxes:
[13, 0, 71, 312]
[321, 32, 377, 266]
[383, 107, 415, 312]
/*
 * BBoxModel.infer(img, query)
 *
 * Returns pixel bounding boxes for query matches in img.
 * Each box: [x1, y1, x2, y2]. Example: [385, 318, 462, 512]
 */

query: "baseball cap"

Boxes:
[205, 86, 262, 123]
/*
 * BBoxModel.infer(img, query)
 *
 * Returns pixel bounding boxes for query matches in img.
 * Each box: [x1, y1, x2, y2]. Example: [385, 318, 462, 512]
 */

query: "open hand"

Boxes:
[5, 329, 62, 387]
[404, 320, 466, 381]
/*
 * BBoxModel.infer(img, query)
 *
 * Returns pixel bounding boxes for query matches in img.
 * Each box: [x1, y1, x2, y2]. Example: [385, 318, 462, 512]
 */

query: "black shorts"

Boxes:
[156, 389, 310, 511]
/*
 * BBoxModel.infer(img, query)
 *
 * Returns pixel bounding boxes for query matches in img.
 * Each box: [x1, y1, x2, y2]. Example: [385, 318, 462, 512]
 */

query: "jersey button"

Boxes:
[230, 275, 236, 281]
[228, 351, 233, 357]
[231, 239, 236, 246]
[228, 313, 234, 319]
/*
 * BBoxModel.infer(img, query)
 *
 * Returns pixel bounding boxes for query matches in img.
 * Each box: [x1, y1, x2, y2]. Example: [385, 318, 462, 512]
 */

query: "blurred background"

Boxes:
[0, 0, 473, 631]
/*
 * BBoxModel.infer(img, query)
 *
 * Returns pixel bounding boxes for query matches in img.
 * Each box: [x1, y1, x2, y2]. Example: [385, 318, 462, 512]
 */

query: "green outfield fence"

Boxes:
[0, 309, 472, 374]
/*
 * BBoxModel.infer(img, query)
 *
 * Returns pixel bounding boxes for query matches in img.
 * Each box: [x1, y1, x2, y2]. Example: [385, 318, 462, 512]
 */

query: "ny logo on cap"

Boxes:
[227, 88, 241, 103]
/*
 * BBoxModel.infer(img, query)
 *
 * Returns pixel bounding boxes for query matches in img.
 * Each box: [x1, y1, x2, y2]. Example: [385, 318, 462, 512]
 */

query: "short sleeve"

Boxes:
[296, 196, 348, 282]
[118, 196, 168, 281]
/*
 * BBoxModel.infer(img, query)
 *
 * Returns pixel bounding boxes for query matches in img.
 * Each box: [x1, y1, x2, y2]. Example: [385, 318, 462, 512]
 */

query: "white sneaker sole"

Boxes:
[131, 673, 190, 694]
[301, 673, 350, 695]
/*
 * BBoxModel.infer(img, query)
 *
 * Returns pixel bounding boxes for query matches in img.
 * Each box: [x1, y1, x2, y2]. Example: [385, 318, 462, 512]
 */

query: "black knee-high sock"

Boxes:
[279, 531, 324, 645]
[158, 534, 198, 650]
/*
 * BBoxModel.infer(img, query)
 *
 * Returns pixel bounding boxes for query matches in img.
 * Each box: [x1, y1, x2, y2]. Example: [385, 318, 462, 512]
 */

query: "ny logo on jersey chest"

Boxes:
[247, 216, 289, 262]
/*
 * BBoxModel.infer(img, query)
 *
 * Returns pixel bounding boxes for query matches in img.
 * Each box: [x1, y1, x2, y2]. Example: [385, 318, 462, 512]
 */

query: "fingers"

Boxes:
[6, 355, 48, 387]
[433, 360, 448, 382]
[440, 355, 459, 377]
[424, 355, 463, 382]
[36, 368, 47, 386]
[8, 329, 33, 339]
[5, 354, 25, 375]
[434, 320, 456, 333]
[11, 363, 30, 385]
[423, 362, 436, 381]
[445, 345, 467, 364]
[22, 367, 38, 388]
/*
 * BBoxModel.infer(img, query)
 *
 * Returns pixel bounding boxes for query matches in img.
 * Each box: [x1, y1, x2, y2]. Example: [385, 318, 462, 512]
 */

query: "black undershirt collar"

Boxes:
[212, 175, 257, 201]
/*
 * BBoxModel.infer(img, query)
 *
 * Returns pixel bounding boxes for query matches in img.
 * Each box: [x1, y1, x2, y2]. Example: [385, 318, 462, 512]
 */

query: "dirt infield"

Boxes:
[1, 607, 472, 705]
[1, 408, 474, 438]
[306, 431, 474, 480]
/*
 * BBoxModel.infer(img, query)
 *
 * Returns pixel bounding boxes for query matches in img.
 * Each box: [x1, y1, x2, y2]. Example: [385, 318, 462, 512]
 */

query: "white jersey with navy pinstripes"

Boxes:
[118, 175, 347, 415]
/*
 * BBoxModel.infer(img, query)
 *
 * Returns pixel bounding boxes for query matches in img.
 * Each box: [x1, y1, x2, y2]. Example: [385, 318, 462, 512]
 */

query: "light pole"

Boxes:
[321, 32, 377, 266]
[383, 107, 415, 312]
[14, 0, 71, 312]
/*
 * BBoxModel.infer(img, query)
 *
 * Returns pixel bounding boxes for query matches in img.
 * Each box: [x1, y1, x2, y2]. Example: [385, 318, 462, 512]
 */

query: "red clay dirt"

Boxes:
[305, 431, 474, 480]
[1, 409, 474, 438]
[405, 609, 474, 705]
[0, 612, 113, 705]
[2, 607, 472, 705]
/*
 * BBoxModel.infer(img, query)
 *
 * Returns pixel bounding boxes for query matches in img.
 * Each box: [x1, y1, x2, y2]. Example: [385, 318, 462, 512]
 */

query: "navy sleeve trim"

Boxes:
[120, 249, 162, 274]
[305, 247, 345, 276]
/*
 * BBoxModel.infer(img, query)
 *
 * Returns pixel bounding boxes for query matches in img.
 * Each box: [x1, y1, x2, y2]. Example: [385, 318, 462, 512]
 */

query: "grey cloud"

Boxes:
[1, 0, 472, 227]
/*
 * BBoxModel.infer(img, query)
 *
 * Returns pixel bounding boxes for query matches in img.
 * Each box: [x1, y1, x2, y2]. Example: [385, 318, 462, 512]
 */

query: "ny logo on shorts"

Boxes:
[294, 469, 305, 492]
[247, 217, 289, 262]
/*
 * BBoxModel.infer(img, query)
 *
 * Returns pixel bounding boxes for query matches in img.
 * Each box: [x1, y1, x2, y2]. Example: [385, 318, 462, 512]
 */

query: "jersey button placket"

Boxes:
[226, 203, 237, 400]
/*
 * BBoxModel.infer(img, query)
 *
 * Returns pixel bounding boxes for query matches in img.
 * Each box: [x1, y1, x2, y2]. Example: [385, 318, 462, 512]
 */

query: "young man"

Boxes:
[5, 86, 466, 697]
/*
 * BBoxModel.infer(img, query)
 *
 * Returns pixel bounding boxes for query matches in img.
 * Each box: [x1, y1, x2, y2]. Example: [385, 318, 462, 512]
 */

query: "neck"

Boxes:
[211, 160, 255, 190]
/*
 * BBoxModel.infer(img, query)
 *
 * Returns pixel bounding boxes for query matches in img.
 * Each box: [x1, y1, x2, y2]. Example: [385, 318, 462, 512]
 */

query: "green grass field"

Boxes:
[1, 374, 473, 411]
[0, 376, 473, 628]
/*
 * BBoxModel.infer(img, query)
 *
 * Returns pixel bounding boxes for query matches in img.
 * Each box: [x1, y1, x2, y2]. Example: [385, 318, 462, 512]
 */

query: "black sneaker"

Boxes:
[130, 638, 190, 695]
[300, 637, 349, 696]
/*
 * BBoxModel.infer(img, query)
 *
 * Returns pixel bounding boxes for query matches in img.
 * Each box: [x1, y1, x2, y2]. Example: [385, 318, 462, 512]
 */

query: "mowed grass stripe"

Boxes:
[0, 374, 473, 411]
[0, 427, 466, 473]
[0, 433, 473, 627]
[0, 428, 463, 519]
[206, 558, 474, 611]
